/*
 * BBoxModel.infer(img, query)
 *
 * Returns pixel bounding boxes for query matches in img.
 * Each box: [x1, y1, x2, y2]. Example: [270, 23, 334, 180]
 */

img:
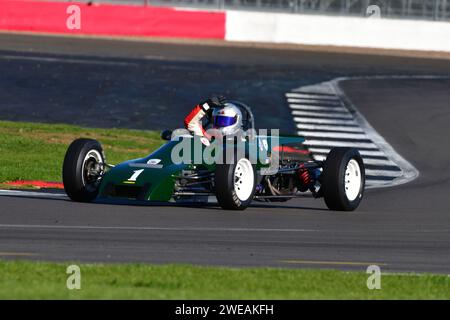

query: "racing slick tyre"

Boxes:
[322, 147, 365, 211]
[215, 157, 256, 210]
[63, 138, 105, 202]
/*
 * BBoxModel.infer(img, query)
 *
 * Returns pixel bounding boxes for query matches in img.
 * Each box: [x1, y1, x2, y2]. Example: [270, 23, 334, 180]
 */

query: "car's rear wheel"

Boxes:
[321, 147, 365, 211]
[63, 138, 105, 202]
[215, 157, 256, 210]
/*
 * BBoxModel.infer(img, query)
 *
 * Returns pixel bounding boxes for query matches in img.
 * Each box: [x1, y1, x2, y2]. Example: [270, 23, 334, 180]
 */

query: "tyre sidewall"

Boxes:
[323, 148, 365, 211]
[215, 157, 256, 210]
[63, 139, 104, 202]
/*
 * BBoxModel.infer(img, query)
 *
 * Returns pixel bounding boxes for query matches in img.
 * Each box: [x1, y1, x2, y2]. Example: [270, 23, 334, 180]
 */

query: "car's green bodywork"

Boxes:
[98, 134, 305, 202]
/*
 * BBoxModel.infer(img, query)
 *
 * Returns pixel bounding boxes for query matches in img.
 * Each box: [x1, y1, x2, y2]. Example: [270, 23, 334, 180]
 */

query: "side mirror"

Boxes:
[161, 129, 173, 141]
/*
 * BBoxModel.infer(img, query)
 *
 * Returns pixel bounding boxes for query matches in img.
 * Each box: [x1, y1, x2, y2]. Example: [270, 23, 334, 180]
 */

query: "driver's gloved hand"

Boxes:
[202, 95, 226, 110]
[207, 95, 227, 108]
[201, 95, 226, 119]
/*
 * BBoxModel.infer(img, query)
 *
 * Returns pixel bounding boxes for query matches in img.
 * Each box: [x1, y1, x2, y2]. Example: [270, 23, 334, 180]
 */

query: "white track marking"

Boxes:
[0, 54, 137, 66]
[365, 180, 396, 186]
[332, 76, 422, 187]
[0, 189, 67, 198]
[361, 158, 398, 166]
[292, 110, 354, 119]
[296, 124, 364, 132]
[303, 140, 378, 149]
[287, 98, 342, 105]
[308, 148, 386, 157]
[286, 93, 339, 100]
[0, 223, 317, 233]
[1, 223, 447, 235]
[298, 131, 369, 140]
[287, 75, 431, 188]
[312, 155, 397, 166]
[289, 104, 348, 111]
[365, 169, 403, 177]
[357, 150, 387, 157]
[293, 117, 357, 125]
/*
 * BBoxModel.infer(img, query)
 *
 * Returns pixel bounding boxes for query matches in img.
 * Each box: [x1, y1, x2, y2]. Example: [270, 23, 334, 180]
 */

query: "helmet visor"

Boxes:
[213, 115, 236, 128]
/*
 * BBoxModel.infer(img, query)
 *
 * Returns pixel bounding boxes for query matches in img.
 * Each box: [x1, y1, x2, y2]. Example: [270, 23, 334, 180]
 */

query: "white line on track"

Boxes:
[1, 223, 447, 235]
[307, 148, 386, 157]
[312, 155, 397, 166]
[303, 140, 378, 149]
[366, 169, 403, 178]
[365, 180, 395, 186]
[361, 158, 398, 166]
[292, 110, 353, 119]
[0, 54, 138, 66]
[287, 98, 342, 105]
[289, 104, 348, 111]
[0, 189, 67, 198]
[296, 124, 364, 132]
[365, 169, 403, 177]
[293, 117, 357, 125]
[298, 131, 369, 140]
[0, 224, 317, 233]
[286, 93, 339, 100]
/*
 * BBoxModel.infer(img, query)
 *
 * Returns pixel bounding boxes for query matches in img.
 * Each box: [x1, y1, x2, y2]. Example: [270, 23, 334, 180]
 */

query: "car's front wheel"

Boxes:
[62, 138, 105, 202]
[215, 157, 256, 210]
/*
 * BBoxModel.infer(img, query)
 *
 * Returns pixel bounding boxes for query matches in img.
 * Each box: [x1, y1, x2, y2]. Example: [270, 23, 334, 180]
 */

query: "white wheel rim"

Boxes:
[344, 159, 362, 201]
[81, 149, 103, 186]
[234, 158, 254, 201]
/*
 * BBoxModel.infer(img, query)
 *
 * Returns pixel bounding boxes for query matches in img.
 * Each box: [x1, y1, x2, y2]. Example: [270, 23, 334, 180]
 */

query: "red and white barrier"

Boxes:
[1, 0, 450, 52]
[0, 0, 225, 39]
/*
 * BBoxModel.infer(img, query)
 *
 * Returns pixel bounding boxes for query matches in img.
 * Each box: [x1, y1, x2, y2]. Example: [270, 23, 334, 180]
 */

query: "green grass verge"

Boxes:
[0, 260, 448, 299]
[0, 120, 163, 184]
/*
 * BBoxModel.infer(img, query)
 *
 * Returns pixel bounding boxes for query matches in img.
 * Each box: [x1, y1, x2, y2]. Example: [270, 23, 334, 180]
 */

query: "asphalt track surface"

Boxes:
[0, 34, 449, 273]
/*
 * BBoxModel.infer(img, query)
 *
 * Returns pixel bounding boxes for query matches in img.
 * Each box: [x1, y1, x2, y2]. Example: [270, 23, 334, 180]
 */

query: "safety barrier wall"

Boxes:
[225, 10, 450, 52]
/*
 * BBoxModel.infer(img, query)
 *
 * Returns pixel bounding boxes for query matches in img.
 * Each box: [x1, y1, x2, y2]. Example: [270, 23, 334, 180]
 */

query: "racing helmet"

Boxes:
[212, 102, 243, 136]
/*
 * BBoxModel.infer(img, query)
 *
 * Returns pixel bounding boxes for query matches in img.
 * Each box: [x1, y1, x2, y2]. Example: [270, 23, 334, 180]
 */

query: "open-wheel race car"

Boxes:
[62, 101, 365, 211]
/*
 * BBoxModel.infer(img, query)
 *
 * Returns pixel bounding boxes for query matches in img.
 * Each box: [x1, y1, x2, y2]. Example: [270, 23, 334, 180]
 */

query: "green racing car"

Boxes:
[62, 101, 365, 211]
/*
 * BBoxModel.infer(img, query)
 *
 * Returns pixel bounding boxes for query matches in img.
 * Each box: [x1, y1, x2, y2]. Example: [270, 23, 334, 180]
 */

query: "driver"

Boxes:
[184, 96, 243, 140]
